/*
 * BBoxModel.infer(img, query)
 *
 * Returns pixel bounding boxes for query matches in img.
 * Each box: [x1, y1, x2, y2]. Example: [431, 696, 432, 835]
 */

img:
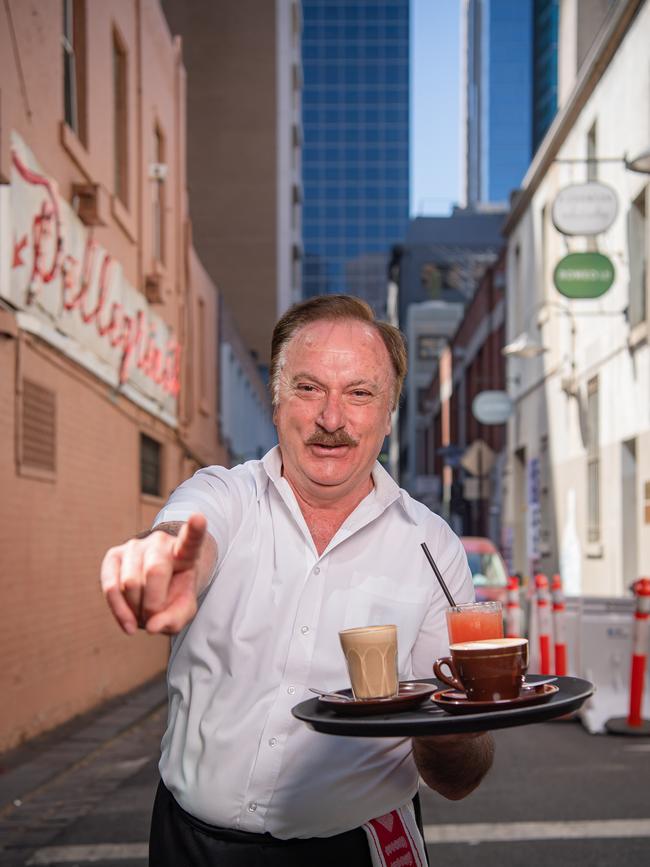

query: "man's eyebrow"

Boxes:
[290, 373, 380, 390]
[290, 372, 326, 387]
[346, 379, 379, 390]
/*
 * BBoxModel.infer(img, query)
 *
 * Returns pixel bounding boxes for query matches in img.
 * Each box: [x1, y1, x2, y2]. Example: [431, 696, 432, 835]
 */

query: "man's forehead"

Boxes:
[287, 319, 387, 356]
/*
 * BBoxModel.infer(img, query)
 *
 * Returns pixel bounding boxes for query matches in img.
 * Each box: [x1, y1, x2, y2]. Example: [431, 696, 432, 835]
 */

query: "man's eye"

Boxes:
[351, 390, 372, 398]
[297, 383, 317, 392]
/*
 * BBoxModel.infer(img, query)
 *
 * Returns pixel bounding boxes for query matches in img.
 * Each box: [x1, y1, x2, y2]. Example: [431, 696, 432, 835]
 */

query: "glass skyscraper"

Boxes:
[463, 0, 533, 205]
[301, 0, 410, 315]
[532, 0, 559, 153]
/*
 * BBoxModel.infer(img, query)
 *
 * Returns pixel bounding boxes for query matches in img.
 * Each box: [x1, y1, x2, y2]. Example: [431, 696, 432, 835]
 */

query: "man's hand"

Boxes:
[100, 514, 215, 636]
[412, 731, 495, 800]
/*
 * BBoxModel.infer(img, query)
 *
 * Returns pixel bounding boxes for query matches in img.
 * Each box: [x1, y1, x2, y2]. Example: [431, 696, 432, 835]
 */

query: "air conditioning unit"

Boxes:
[72, 183, 109, 226]
[145, 265, 165, 304]
[149, 162, 168, 181]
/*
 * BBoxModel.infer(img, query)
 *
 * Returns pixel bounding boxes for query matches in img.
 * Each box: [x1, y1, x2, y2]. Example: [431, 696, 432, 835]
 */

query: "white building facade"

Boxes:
[502, 0, 650, 596]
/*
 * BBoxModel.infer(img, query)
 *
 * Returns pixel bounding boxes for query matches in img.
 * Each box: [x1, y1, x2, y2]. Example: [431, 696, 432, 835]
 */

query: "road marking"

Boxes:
[23, 819, 650, 861]
[423, 819, 650, 844]
[26, 843, 148, 864]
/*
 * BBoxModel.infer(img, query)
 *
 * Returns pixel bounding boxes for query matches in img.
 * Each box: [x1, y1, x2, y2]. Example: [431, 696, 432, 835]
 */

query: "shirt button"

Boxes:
[287, 686, 296, 695]
[268, 737, 278, 747]
[248, 802, 257, 812]
[314, 566, 321, 574]
[300, 625, 310, 635]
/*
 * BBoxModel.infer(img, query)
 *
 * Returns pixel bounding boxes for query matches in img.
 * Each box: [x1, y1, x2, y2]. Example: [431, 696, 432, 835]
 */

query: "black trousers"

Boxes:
[149, 781, 374, 866]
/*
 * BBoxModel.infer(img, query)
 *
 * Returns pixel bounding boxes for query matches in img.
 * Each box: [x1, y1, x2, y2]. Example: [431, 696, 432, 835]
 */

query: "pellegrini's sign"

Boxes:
[2, 133, 180, 424]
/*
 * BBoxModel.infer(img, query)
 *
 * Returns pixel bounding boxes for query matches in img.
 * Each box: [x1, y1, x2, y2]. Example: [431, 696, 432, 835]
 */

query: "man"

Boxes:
[101, 295, 494, 866]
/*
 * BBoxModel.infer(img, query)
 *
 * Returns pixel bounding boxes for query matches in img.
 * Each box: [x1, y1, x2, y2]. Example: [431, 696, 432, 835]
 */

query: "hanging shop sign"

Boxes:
[551, 182, 618, 236]
[472, 390, 513, 425]
[553, 252, 615, 299]
[3, 133, 180, 422]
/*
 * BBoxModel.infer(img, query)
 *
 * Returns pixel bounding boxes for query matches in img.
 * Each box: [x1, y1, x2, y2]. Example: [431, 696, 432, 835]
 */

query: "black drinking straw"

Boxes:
[420, 542, 457, 608]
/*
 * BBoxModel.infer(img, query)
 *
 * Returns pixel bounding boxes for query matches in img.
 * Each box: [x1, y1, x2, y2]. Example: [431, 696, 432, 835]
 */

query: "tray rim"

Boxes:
[291, 675, 594, 737]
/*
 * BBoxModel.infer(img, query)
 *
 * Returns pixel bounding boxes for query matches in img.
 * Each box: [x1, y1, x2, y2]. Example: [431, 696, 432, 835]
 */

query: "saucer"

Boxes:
[431, 683, 559, 715]
[318, 682, 437, 716]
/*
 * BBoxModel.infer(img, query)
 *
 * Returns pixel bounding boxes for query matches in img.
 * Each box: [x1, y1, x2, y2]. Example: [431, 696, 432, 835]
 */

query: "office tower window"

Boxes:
[113, 30, 128, 205]
[586, 377, 600, 543]
[62, 0, 87, 143]
[628, 187, 648, 327]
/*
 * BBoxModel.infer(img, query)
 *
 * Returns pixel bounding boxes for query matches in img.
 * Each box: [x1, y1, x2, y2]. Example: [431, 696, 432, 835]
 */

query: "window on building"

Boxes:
[62, 0, 87, 143]
[540, 204, 548, 292]
[628, 187, 647, 327]
[198, 297, 207, 404]
[140, 434, 162, 497]
[152, 125, 166, 264]
[417, 335, 441, 361]
[587, 121, 597, 182]
[113, 30, 128, 205]
[586, 377, 600, 543]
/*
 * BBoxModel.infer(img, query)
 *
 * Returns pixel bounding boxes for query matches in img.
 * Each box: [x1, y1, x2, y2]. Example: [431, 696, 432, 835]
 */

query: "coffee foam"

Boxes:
[450, 637, 528, 651]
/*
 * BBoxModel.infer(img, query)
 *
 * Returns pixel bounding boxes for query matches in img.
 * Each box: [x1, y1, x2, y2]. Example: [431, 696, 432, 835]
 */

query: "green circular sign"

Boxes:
[553, 252, 615, 299]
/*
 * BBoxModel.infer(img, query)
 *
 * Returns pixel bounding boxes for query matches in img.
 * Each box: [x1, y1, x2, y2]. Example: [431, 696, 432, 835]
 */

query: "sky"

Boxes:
[410, 0, 462, 216]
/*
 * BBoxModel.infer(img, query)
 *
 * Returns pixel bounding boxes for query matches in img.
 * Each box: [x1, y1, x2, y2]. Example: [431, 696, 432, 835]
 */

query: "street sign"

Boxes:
[552, 182, 618, 236]
[436, 444, 465, 468]
[461, 439, 495, 477]
[553, 252, 615, 299]
[472, 390, 513, 425]
[463, 477, 491, 501]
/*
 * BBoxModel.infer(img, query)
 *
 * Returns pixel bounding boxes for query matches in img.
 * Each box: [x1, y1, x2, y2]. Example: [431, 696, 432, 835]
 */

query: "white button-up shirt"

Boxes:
[154, 447, 473, 839]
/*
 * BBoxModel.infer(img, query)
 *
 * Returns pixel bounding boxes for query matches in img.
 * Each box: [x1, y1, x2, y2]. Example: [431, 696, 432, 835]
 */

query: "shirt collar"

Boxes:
[260, 445, 423, 526]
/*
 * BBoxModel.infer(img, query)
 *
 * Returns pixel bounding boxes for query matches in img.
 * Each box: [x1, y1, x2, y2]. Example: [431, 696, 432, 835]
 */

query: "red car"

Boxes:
[460, 536, 509, 606]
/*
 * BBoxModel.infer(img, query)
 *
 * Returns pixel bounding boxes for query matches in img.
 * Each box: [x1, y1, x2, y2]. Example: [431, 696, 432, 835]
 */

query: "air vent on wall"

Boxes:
[21, 379, 56, 472]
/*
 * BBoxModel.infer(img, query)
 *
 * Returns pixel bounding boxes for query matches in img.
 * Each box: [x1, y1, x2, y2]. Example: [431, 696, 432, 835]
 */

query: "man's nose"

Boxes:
[317, 392, 345, 431]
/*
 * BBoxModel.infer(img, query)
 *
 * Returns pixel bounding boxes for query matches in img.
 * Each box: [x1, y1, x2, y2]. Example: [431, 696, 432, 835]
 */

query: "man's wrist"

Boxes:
[134, 521, 183, 540]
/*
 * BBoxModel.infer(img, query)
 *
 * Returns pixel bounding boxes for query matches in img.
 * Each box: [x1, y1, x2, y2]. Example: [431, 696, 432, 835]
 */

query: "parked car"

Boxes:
[460, 537, 530, 635]
[460, 536, 509, 606]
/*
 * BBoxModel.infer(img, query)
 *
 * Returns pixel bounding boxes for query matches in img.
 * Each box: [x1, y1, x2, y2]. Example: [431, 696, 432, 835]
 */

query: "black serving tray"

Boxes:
[291, 675, 593, 737]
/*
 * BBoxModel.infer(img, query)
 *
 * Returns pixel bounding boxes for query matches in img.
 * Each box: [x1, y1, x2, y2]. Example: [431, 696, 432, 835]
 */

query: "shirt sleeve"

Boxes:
[410, 518, 475, 679]
[153, 465, 256, 571]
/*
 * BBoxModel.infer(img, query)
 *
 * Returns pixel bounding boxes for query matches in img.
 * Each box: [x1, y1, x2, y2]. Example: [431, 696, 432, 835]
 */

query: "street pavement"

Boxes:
[1, 678, 649, 866]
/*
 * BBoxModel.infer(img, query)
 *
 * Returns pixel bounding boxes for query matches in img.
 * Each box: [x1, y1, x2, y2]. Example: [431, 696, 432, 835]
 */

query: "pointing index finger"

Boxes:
[173, 513, 207, 570]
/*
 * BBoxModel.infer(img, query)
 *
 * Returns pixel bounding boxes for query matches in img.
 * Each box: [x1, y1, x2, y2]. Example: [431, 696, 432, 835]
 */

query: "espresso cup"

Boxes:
[433, 637, 529, 701]
[339, 624, 399, 700]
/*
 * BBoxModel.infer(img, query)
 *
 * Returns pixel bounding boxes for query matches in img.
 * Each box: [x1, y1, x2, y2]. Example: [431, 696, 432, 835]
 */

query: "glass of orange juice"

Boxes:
[446, 601, 504, 644]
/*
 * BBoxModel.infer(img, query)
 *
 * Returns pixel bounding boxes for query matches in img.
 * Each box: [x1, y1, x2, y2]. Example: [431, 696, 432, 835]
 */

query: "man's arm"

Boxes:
[100, 513, 217, 636]
[412, 732, 495, 800]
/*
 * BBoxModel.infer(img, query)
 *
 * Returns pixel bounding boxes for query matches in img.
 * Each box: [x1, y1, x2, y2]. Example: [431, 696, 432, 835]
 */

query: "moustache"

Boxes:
[306, 430, 359, 448]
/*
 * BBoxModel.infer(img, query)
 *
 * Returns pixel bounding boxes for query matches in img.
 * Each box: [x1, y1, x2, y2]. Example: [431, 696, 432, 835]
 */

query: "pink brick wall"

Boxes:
[0, 1, 228, 753]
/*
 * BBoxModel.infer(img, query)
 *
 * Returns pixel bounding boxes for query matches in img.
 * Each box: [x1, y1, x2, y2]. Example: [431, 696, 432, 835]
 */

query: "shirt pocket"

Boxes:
[342, 573, 430, 671]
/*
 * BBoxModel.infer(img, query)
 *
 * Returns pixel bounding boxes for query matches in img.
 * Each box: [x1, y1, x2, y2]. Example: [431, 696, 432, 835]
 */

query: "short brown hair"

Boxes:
[270, 294, 407, 410]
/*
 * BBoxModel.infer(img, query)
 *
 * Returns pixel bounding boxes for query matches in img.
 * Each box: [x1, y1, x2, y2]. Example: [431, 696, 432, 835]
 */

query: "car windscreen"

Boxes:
[466, 551, 508, 588]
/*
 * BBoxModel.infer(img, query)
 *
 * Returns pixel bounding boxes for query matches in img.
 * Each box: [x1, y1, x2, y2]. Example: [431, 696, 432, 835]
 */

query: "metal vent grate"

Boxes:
[140, 433, 161, 496]
[22, 379, 56, 472]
